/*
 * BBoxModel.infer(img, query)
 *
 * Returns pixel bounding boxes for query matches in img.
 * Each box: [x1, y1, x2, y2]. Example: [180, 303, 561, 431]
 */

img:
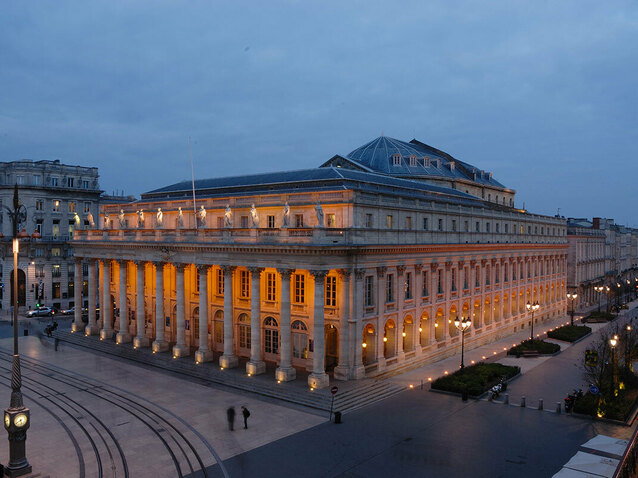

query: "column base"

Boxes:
[308, 372, 329, 389]
[115, 332, 132, 344]
[397, 351, 406, 362]
[71, 323, 84, 333]
[99, 328, 114, 340]
[4, 463, 32, 477]
[85, 324, 99, 336]
[333, 365, 349, 381]
[152, 340, 169, 353]
[351, 364, 366, 380]
[172, 344, 189, 358]
[275, 366, 296, 382]
[376, 357, 386, 372]
[246, 360, 266, 375]
[219, 354, 238, 369]
[195, 349, 215, 363]
[133, 336, 150, 348]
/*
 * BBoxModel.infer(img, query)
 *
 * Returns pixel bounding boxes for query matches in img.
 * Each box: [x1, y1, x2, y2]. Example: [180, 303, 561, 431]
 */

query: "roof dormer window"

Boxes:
[392, 153, 401, 166]
[408, 155, 417, 167]
[424, 157, 430, 167]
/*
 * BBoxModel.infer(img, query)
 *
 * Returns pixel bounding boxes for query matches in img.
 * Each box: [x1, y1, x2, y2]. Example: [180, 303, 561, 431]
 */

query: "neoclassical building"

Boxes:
[71, 136, 568, 388]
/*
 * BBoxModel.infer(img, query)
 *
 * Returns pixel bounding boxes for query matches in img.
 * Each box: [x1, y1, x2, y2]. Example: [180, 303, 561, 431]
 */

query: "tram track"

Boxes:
[0, 349, 226, 477]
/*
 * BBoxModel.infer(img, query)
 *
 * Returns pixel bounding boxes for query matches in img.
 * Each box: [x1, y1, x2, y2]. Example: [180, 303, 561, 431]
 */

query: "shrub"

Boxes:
[547, 325, 591, 342]
[583, 311, 615, 322]
[431, 362, 520, 396]
[507, 339, 560, 356]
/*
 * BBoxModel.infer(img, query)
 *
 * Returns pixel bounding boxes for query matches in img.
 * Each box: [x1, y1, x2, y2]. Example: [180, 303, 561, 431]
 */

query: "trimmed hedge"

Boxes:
[431, 362, 520, 397]
[547, 325, 591, 342]
[583, 311, 616, 323]
[574, 389, 638, 422]
[508, 339, 560, 356]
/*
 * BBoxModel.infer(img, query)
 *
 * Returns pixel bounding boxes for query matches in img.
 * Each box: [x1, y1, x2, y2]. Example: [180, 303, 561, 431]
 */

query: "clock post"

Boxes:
[3, 185, 32, 477]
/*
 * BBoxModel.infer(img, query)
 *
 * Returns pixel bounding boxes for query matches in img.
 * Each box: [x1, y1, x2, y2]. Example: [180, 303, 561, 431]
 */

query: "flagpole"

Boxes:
[189, 136, 197, 230]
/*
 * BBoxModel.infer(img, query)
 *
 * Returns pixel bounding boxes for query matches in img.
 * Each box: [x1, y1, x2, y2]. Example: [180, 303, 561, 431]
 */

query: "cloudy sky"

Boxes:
[1, 1, 637, 223]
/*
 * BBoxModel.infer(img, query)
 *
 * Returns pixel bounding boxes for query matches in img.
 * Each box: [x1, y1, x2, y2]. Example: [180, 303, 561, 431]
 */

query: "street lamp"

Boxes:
[594, 285, 604, 313]
[625, 325, 633, 373]
[526, 301, 540, 344]
[1, 185, 32, 476]
[610, 334, 619, 390]
[454, 315, 472, 369]
[566, 292, 578, 327]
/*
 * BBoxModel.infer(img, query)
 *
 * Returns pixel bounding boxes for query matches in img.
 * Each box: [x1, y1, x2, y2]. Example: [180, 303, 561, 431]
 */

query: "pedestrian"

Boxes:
[241, 406, 250, 429]
[227, 406, 235, 431]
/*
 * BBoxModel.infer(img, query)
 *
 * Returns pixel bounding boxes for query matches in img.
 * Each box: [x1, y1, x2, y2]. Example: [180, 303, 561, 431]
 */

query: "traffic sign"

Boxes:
[331, 386, 338, 395]
[589, 385, 599, 395]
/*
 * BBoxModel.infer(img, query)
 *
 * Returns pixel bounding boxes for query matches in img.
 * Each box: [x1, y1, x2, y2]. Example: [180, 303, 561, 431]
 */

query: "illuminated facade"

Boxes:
[71, 137, 568, 388]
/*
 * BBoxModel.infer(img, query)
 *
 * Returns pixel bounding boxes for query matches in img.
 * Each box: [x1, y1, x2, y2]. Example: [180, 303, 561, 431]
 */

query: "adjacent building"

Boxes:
[72, 136, 568, 388]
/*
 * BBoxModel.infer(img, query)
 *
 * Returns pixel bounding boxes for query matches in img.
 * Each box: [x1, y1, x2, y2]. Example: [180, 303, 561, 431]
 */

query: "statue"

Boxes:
[104, 212, 111, 229]
[224, 204, 232, 228]
[118, 209, 126, 228]
[176, 207, 184, 228]
[156, 208, 163, 228]
[87, 211, 95, 228]
[197, 205, 207, 227]
[74, 212, 81, 225]
[250, 203, 259, 228]
[315, 201, 324, 228]
[137, 209, 145, 228]
[282, 202, 290, 228]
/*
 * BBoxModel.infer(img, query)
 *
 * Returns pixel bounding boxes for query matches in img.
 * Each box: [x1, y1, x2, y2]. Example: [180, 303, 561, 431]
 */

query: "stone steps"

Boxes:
[52, 331, 404, 413]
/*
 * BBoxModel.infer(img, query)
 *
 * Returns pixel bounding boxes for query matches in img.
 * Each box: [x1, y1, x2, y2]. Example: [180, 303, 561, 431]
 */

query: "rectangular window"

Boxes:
[485, 266, 490, 285]
[68, 281, 74, 297]
[294, 273, 305, 304]
[505, 223, 509, 233]
[438, 218, 443, 231]
[266, 272, 276, 301]
[423, 217, 428, 230]
[452, 220, 457, 232]
[52, 247, 61, 257]
[326, 213, 336, 228]
[35, 199, 44, 211]
[82, 263, 88, 276]
[53, 282, 61, 299]
[365, 276, 374, 306]
[216, 268, 224, 295]
[52, 264, 61, 278]
[365, 214, 373, 228]
[32, 175, 40, 185]
[386, 274, 394, 303]
[239, 270, 249, 298]
[53, 200, 60, 212]
[496, 223, 500, 233]
[35, 247, 44, 257]
[475, 267, 480, 287]
[267, 215, 276, 228]
[437, 270, 443, 294]
[475, 221, 480, 232]
[464, 220, 469, 232]
[68, 220, 75, 237]
[495, 265, 500, 283]
[451, 269, 456, 292]
[36, 265, 45, 278]
[196, 270, 200, 293]
[504, 265, 509, 282]
[422, 271, 429, 297]
[68, 177, 74, 188]
[36, 220, 43, 234]
[404, 272, 412, 300]
[463, 267, 469, 290]
[405, 216, 412, 230]
[486, 222, 491, 233]
[16, 175, 24, 185]
[295, 214, 304, 228]
[325, 275, 336, 307]
[84, 202, 91, 213]
[527, 264, 531, 278]
[68, 201, 76, 213]
[241, 216, 248, 228]
[82, 180, 90, 189]
[387, 215, 393, 228]
[51, 177, 58, 187]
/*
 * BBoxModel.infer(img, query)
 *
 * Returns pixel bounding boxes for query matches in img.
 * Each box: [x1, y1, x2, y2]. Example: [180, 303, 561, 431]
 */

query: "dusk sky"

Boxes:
[2, 2, 637, 224]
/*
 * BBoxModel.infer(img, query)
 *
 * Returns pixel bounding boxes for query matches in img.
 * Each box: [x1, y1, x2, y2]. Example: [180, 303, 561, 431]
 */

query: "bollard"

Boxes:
[488, 391, 493, 402]
[521, 396, 526, 408]
[556, 402, 561, 414]
[503, 393, 509, 405]
[538, 399, 543, 410]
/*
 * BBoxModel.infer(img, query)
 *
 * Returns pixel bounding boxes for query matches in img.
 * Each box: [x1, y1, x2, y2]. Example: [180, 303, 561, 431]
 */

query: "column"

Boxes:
[116, 260, 131, 343]
[414, 264, 423, 355]
[308, 270, 329, 389]
[351, 268, 366, 379]
[85, 259, 98, 335]
[152, 262, 169, 352]
[219, 265, 238, 368]
[195, 265, 214, 363]
[134, 261, 150, 348]
[72, 258, 83, 332]
[396, 265, 405, 361]
[172, 263, 189, 357]
[376, 266, 387, 370]
[100, 260, 114, 340]
[276, 269, 296, 382]
[334, 269, 351, 381]
[246, 267, 266, 375]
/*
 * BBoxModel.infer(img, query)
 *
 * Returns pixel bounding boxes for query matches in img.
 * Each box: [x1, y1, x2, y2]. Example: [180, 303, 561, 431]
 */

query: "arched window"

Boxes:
[214, 310, 223, 344]
[192, 306, 200, 340]
[238, 313, 251, 350]
[292, 320, 308, 359]
[264, 317, 279, 355]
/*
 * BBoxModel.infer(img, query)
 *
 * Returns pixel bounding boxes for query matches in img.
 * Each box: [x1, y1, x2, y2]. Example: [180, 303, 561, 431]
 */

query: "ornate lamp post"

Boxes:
[594, 286, 604, 313]
[610, 334, 618, 391]
[566, 292, 578, 327]
[625, 325, 632, 373]
[454, 315, 471, 369]
[2, 185, 32, 477]
[526, 301, 540, 343]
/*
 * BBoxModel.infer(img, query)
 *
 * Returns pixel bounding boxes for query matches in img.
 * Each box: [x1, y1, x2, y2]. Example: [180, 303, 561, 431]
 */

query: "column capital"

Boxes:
[429, 262, 439, 272]
[310, 269, 328, 281]
[196, 264, 210, 274]
[118, 259, 130, 266]
[277, 268, 294, 280]
[221, 265, 236, 274]
[354, 268, 366, 280]
[337, 269, 351, 280]
[152, 261, 165, 269]
[376, 266, 387, 278]
[248, 266, 265, 275]
[133, 260, 148, 267]
[414, 263, 423, 273]
[85, 257, 96, 265]
[396, 265, 406, 277]
[173, 262, 186, 272]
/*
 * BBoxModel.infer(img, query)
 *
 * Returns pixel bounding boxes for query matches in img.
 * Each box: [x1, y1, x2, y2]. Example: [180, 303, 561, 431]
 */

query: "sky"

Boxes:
[1, 1, 637, 224]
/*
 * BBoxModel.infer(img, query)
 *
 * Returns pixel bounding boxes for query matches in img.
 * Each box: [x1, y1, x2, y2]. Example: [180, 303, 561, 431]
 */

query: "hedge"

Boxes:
[508, 339, 560, 356]
[547, 325, 591, 342]
[431, 362, 520, 397]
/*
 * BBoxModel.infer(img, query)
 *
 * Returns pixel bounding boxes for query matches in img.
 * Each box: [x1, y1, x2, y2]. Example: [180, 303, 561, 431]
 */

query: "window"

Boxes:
[295, 214, 304, 228]
[404, 272, 412, 300]
[505, 223, 509, 233]
[422, 271, 429, 297]
[82, 263, 88, 276]
[495, 265, 500, 283]
[504, 265, 508, 282]
[68, 281, 74, 297]
[241, 216, 248, 228]
[36, 265, 45, 278]
[438, 219, 443, 231]
[294, 273, 305, 304]
[68, 263, 75, 278]
[68, 220, 75, 237]
[216, 268, 224, 295]
[423, 217, 428, 230]
[392, 153, 401, 166]
[451, 269, 456, 292]
[463, 267, 469, 290]
[53, 282, 61, 299]
[496, 223, 500, 233]
[16, 175, 24, 185]
[53, 200, 60, 212]
[475, 266, 480, 287]
[365, 214, 373, 228]
[266, 272, 276, 301]
[405, 216, 412, 230]
[239, 270, 249, 298]
[84, 202, 91, 213]
[475, 221, 480, 232]
[486, 222, 491, 233]
[52, 264, 61, 278]
[437, 270, 443, 294]
[238, 314, 251, 349]
[365, 276, 374, 306]
[387, 215, 393, 228]
[386, 274, 394, 303]
[264, 317, 279, 354]
[267, 215, 276, 228]
[520, 225, 524, 234]
[35, 247, 44, 257]
[325, 275, 336, 307]
[52, 221, 60, 239]
[214, 311, 223, 343]
[195, 270, 200, 293]
[68, 177, 74, 188]
[82, 180, 90, 189]
[32, 175, 40, 185]
[451, 220, 456, 232]
[326, 213, 336, 228]
[292, 320, 308, 359]
[464, 220, 469, 232]
[36, 220, 42, 234]
[35, 199, 44, 211]
[50, 177, 58, 187]
[485, 266, 490, 285]
[409, 155, 417, 167]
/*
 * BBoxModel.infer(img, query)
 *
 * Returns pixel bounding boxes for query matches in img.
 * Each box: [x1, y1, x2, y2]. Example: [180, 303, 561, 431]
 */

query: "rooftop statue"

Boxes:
[224, 204, 232, 228]
[315, 202, 324, 228]
[137, 209, 145, 228]
[118, 209, 126, 229]
[156, 208, 163, 228]
[87, 211, 95, 228]
[250, 204, 259, 228]
[282, 202, 290, 228]
[198, 205, 207, 227]
[176, 207, 184, 228]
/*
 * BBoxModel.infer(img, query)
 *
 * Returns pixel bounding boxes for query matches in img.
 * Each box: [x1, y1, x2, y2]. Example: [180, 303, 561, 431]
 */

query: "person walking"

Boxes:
[241, 406, 250, 429]
[227, 406, 235, 431]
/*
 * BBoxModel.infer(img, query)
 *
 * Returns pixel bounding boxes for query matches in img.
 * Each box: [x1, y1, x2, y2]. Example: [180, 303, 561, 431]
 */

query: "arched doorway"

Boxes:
[10, 269, 26, 308]
[362, 323, 376, 365]
[264, 316, 279, 361]
[419, 311, 430, 346]
[484, 297, 492, 325]
[473, 299, 482, 329]
[237, 313, 251, 357]
[214, 310, 224, 351]
[448, 305, 458, 337]
[292, 320, 309, 365]
[435, 308, 444, 342]
[383, 319, 396, 358]
[494, 295, 500, 322]
[325, 324, 338, 371]
[403, 316, 413, 352]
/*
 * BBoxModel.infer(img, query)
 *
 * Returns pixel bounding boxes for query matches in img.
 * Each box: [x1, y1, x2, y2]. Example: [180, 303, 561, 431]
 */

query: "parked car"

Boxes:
[26, 306, 55, 318]
[60, 306, 87, 316]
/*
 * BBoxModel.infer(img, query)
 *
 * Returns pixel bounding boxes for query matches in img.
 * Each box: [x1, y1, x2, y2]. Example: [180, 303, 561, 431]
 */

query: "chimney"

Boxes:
[593, 217, 600, 229]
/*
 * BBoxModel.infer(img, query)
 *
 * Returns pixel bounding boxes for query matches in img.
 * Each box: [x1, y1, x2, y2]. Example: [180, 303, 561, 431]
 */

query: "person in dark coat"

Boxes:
[227, 406, 235, 431]
[241, 406, 250, 429]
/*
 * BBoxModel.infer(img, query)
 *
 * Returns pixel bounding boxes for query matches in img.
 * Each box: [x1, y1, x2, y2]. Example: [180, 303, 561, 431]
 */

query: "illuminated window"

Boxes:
[386, 274, 394, 303]
[216, 268, 224, 295]
[326, 214, 336, 228]
[295, 214, 304, 228]
[35, 199, 44, 211]
[294, 273, 305, 304]
[325, 275, 336, 307]
[239, 270, 249, 298]
[267, 215, 276, 228]
[264, 317, 279, 354]
[53, 200, 60, 212]
[266, 272, 276, 301]
[365, 276, 374, 306]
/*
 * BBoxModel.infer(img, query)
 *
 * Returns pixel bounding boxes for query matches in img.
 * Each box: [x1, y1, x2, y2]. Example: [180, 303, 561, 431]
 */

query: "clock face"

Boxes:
[4, 414, 9, 428]
[14, 413, 27, 427]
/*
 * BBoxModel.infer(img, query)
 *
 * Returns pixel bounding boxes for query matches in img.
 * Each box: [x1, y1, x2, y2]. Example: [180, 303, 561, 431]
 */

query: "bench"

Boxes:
[521, 350, 539, 358]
